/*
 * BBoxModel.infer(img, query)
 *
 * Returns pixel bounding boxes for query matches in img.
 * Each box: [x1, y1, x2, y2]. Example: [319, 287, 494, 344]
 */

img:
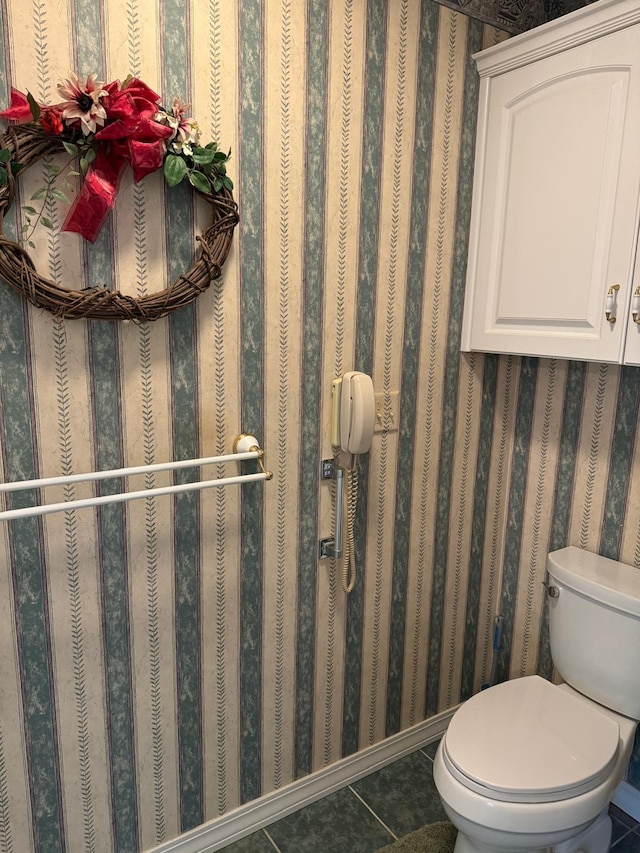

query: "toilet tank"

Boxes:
[547, 547, 640, 719]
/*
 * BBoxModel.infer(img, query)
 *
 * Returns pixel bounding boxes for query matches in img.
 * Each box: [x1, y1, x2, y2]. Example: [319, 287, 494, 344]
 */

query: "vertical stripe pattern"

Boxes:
[0, 3, 639, 851]
[238, 0, 264, 808]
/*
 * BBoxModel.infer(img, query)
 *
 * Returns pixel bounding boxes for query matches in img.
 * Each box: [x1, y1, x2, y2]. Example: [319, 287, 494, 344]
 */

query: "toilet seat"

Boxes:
[443, 675, 620, 804]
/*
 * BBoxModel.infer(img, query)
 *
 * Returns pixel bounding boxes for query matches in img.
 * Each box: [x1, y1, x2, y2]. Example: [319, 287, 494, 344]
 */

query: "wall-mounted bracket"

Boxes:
[321, 459, 335, 480]
[374, 391, 400, 433]
[319, 537, 339, 559]
[319, 459, 343, 560]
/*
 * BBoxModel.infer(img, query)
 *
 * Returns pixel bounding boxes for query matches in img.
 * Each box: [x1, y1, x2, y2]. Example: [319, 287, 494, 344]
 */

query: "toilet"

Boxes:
[433, 546, 640, 853]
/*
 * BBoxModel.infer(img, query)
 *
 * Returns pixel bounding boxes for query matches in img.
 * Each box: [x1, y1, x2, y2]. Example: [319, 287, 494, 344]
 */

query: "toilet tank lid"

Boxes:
[548, 547, 640, 617]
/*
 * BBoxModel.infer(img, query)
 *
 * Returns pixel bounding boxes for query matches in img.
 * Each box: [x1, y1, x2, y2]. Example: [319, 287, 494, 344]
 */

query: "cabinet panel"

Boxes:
[494, 70, 626, 337]
[462, 21, 640, 363]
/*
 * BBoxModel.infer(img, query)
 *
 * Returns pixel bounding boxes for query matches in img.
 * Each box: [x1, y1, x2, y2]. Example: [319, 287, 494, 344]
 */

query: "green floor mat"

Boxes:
[375, 821, 457, 853]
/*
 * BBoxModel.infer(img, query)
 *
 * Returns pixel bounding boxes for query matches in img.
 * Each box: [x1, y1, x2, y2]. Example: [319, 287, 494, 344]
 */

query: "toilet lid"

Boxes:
[443, 675, 620, 803]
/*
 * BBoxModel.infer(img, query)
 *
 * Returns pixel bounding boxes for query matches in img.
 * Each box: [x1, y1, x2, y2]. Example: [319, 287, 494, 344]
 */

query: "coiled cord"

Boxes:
[330, 450, 358, 594]
[342, 464, 358, 593]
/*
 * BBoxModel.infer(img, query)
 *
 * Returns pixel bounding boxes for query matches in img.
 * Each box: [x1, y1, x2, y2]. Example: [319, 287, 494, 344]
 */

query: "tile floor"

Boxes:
[221, 741, 640, 853]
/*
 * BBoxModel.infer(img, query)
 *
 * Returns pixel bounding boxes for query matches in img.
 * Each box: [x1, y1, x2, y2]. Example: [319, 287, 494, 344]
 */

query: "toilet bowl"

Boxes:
[433, 547, 640, 853]
[433, 675, 637, 852]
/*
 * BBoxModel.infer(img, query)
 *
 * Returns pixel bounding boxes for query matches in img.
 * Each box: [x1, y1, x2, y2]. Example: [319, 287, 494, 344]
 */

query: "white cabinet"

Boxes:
[461, 0, 640, 365]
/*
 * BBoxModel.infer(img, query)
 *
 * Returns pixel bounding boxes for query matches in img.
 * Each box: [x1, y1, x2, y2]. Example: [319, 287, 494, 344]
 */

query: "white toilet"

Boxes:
[433, 546, 640, 853]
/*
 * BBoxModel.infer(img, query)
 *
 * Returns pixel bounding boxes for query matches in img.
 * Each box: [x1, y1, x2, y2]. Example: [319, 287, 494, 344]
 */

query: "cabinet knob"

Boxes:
[605, 284, 620, 324]
[632, 287, 640, 325]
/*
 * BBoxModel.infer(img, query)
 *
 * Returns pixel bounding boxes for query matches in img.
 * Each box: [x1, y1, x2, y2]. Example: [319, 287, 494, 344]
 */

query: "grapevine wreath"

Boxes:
[0, 73, 238, 321]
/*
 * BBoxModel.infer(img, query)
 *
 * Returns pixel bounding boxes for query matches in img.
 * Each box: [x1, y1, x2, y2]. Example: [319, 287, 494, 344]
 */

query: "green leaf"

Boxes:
[31, 187, 47, 200]
[222, 175, 233, 191]
[43, 163, 61, 176]
[205, 141, 217, 150]
[41, 216, 54, 229]
[213, 150, 228, 163]
[164, 154, 187, 187]
[10, 161, 24, 176]
[28, 241, 36, 249]
[191, 147, 215, 165]
[213, 176, 223, 192]
[80, 157, 89, 174]
[84, 147, 96, 165]
[0, 149, 11, 163]
[188, 169, 211, 193]
[26, 91, 41, 122]
[50, 188, 70, 204]
[0, 170, 7, 187]
[23, 206, 37, 215]
[62, 141, 79, 156]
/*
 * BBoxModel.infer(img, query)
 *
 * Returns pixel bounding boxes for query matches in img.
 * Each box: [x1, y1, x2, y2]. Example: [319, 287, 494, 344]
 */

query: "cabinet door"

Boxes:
[462, 24, 640, 362]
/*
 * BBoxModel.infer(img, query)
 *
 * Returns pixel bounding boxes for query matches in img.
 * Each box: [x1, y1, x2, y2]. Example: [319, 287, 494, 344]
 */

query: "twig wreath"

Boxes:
[0, 73, 238, 321]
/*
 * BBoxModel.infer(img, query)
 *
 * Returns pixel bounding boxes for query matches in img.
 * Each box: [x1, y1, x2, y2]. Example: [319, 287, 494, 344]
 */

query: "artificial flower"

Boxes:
[40, 109, 64, 135]
[57, 72, 108, 135]
[156, 98, 200, 155]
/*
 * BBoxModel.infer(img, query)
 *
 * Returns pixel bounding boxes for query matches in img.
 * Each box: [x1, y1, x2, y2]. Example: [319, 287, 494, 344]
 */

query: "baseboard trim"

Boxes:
[612, 779, 640, 823]
[149, 707, 457, 853]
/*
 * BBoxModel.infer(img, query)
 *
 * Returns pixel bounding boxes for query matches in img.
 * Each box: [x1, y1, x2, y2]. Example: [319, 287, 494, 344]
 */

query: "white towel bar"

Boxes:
[0, 433, 271, 521]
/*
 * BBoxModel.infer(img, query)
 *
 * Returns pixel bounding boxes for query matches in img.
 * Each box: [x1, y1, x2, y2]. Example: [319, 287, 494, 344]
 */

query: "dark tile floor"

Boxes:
[610, 803, 640, 852]
[221, 741, 640, 852]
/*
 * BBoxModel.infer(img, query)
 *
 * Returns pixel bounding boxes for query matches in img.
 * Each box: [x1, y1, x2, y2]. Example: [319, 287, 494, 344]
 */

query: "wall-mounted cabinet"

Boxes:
[461, 0, 640, 365]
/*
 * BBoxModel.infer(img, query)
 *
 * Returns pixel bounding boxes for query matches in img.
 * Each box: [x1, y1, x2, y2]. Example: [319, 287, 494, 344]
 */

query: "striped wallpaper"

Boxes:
[0, 1, 638, 851]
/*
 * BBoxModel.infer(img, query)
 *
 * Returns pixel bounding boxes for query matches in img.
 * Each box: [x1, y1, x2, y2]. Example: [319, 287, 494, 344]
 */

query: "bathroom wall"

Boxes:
[0, 1, 638, 852]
